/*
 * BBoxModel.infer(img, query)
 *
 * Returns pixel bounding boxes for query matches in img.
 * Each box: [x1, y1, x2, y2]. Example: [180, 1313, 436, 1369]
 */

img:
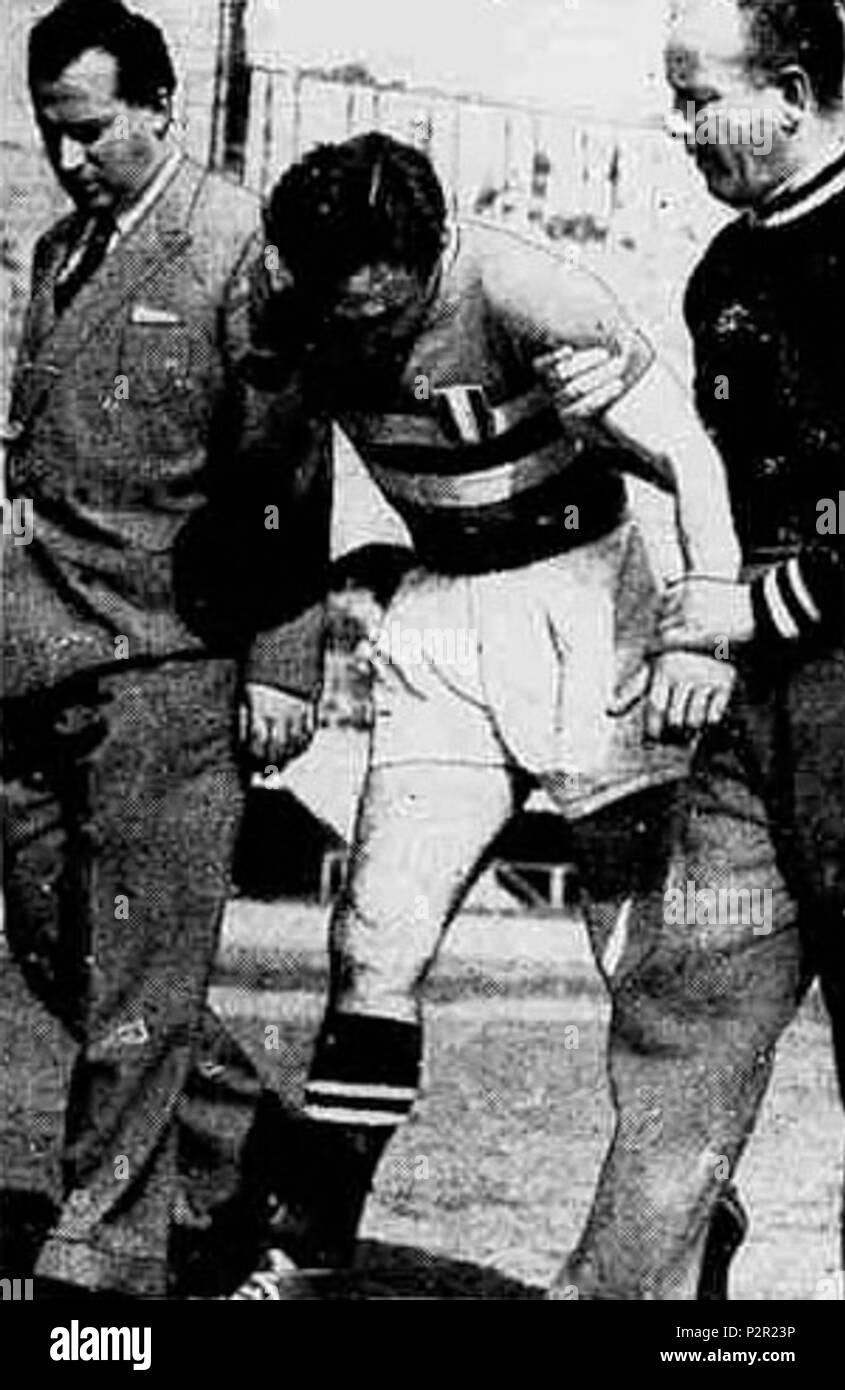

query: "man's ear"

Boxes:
[773, 64, 814, 123]
[150, 88, 173, 136]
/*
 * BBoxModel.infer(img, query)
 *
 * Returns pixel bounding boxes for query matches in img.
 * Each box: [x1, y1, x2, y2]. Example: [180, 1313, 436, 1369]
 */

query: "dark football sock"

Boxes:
[697, 1184, 748, 1301]
[276, 1013, 423, 1267]
[305, 1012, 423, 1128]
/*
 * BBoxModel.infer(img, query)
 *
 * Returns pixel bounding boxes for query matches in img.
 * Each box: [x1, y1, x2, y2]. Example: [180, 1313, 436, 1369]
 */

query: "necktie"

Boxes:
[53, 213, 116, 317]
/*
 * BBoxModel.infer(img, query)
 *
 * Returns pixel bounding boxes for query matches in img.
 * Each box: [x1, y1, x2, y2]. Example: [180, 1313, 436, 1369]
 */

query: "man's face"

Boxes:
[34, 47, 169, 214]
[665, 0, 799, 207]
[325, 261, 431, 349]
[315, 260, 433, 393]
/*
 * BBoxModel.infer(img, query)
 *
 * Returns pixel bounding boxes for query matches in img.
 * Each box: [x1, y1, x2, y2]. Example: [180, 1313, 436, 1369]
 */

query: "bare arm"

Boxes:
[493, 239, 740, 582]
[599, 359, 741, 581]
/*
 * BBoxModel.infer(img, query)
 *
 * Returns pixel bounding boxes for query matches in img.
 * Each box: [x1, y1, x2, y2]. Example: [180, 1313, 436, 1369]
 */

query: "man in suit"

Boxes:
[1, 0, 331, 1298]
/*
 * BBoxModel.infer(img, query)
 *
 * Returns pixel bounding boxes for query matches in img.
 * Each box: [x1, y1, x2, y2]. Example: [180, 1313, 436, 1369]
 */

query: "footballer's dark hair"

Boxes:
[737, 0, 845, 109]
[28, 0, 176, 108]
[264, 132, 449, 300]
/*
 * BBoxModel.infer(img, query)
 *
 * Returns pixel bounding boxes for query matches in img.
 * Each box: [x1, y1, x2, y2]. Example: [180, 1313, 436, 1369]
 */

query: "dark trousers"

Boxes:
[558, 646, 845, 1298]
[1, 658, 265, 1296]
[784, 649, 845, 1109]
[740, 646, 845, 1105]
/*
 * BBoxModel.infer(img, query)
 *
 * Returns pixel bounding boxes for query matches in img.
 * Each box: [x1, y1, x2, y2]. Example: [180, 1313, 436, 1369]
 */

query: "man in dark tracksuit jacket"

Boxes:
[681, 147, 845, 1058]
[1, 1, 330, 1297]
[574, 0, 844, 1299]
[547, 0, 845, 1300]
[671, 0, 845, 1150]
[652, 150, 845, 1293]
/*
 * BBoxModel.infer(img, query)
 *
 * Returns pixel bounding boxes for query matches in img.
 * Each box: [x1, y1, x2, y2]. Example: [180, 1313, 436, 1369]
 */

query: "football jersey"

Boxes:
[332, 218, 655, 572]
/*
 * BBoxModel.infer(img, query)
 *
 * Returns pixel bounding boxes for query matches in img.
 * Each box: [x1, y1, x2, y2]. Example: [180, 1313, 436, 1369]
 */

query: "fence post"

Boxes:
[292, 69, 304, 161]
[258, 68, 276, 196]
[208, 0, 228, 171]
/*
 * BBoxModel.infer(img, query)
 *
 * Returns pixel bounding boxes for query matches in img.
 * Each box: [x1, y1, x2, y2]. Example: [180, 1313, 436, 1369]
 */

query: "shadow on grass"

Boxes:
[0, 1190, 543, 1299]
[215, 1244, 545, 1300]
[0, 1189, 58, 1275]
[346, 1240, 545, 1299]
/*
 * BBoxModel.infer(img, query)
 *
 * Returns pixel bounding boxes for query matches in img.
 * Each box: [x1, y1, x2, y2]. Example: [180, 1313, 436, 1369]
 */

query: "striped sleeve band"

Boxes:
[751, 550, 844, 646]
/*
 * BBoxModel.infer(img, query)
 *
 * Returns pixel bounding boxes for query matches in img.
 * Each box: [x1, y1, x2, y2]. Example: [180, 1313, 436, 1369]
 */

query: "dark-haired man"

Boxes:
[1, 0, 330, 1297]
[548, 0, 845, 1299]
[230, 130, 746, 1296]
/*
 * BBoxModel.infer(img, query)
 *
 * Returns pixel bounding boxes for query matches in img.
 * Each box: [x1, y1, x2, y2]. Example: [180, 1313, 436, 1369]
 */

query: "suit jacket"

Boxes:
[3, 154, 331, 701]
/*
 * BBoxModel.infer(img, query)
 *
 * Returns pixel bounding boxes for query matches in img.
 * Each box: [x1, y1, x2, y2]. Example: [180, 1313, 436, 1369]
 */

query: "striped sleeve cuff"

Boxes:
[751, 551, 843, 646]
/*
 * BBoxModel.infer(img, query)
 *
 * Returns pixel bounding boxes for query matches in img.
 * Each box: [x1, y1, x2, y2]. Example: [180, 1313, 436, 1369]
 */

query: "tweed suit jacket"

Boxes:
[3, 153, 331, 701]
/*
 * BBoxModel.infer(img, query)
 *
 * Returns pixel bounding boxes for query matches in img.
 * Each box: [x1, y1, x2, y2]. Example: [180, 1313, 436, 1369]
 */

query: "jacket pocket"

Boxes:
[119, 321, 194, 404]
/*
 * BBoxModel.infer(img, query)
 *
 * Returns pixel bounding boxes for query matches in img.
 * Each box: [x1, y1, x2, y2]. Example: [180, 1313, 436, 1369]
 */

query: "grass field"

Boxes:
[1, 902, 842, 1300]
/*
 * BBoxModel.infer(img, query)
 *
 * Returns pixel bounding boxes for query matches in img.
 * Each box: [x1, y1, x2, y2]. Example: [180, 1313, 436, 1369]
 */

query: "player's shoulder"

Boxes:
[190, 162, 262, 237]
[184, 160, 264, 285]
[457, 215, 608, 291]
[454, 215, 632, 343]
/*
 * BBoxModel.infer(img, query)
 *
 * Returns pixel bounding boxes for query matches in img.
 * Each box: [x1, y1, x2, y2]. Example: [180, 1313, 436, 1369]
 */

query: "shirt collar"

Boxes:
[749, 140, 845, 229]
[112, 146, 184, 241]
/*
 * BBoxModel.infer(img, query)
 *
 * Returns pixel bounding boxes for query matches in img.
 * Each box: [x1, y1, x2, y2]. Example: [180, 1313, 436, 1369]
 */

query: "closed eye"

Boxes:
[43, 118, 112, 146]
[65, 121, 112, 144]
[674, 87, 722, 113]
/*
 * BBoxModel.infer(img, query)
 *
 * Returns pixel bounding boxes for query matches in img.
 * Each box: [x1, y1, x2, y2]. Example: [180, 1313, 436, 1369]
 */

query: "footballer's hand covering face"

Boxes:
[314, 259, 437, 398]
